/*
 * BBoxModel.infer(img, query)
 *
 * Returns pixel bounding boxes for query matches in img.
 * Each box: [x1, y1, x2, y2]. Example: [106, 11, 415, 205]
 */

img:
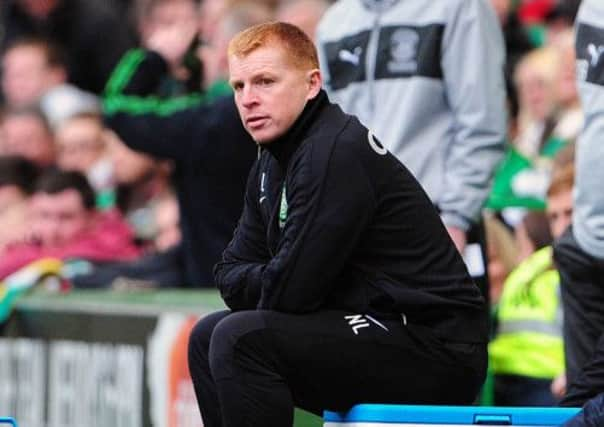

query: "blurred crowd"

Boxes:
[0, 0, 591, 408]
[0, 0, 332, 290]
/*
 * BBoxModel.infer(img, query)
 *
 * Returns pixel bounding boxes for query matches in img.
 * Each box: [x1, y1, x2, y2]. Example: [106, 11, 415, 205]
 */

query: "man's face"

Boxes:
[142, 0, 198, 43]
[56, 118, 105, 173]
[229, 46, 321, 144]
[30, 189, 91, 248]
[516, 66, 554, 122]
[547, 189, 573, 239]
[1, 46, 58, 107]
[0, 114, 55, 167]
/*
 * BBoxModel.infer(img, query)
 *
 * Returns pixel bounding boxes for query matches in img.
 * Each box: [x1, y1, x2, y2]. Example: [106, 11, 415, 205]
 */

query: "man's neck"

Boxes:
[264, 90, 327, 170]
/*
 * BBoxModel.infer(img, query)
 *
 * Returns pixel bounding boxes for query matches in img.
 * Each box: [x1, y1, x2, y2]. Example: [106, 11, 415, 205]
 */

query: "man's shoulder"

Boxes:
[310, 104, 392, 167]
[308, 103, 366, 152]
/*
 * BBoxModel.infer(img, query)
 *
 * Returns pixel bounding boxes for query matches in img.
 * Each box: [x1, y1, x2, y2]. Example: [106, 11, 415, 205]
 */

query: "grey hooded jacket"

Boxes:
[573, 0, 604, 259]
[316, 0, 506, 230]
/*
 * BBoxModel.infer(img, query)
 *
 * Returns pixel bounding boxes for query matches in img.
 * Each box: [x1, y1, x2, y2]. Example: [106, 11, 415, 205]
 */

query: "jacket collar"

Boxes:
[264, 89, 328, 169]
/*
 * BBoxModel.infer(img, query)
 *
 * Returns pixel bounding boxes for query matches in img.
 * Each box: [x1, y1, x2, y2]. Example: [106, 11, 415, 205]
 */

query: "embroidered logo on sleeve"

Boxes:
[279, 185, 288, 229]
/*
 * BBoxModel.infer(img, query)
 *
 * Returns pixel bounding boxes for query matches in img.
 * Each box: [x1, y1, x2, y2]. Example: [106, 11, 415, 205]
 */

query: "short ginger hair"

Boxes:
[547, 163, 575, 198]
[228, 21, 319, 70]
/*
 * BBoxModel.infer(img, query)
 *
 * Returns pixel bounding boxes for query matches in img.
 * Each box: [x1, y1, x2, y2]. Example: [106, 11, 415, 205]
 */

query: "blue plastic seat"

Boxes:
[324, 404, 581, 426]
[0, 418, 16, 427]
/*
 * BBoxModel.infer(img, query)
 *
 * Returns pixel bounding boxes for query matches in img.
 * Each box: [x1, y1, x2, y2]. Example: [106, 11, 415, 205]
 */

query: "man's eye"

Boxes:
[260, 78, 273, 86]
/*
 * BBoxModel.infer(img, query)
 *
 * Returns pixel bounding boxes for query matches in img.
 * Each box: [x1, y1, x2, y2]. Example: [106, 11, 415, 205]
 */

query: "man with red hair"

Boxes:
[187, 22, 488, 427]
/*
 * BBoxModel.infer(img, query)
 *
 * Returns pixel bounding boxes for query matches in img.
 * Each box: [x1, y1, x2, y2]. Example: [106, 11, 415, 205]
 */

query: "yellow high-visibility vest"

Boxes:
[489, 246, 564, 379]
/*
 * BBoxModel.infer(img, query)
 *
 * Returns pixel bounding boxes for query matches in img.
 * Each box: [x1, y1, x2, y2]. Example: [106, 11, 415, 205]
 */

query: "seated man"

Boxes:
[187, 22, 488, 427]
[0, 170, 140, 280]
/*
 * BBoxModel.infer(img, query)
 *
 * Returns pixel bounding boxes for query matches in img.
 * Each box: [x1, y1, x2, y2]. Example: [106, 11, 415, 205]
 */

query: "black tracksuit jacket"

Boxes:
[214, 91, 487, 344]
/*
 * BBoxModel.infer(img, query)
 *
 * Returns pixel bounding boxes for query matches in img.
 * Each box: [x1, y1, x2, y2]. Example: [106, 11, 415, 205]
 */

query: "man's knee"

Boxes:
[188, 310, 231, 362]
[208, 310, 267, 380]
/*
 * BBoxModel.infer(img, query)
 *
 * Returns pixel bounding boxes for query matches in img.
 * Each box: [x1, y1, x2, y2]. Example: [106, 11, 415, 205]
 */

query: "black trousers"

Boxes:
[554, 227, 604, 406]
[187, 309, 487, 427]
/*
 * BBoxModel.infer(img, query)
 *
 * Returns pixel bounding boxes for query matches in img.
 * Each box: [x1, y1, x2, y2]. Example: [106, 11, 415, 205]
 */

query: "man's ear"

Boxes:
[307, 69, 322, 99]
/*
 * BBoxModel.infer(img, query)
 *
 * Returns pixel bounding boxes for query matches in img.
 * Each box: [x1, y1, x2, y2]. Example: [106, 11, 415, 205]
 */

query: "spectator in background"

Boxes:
[0, 37, 99, 128]
[1, 37, 65, 108]
[197, 0, 277, 44]
[198, 0, 230, 43]
[0, 107, 55, 168]
[487, 47, 565, 224]
[513, 47, 561, 172]
[514, 210, 554, 263]
[54, 112, 113, 207]
[275, 0, 330, 41]
[0, 170, 140, 280]
[317, 0, 506, 305]
[72, 187, 183, 290]
[0, 0, 137, 94]
[543, 0, 581, 46]
[554, 0, 604, 408]
[0, 156, 39, 252]
[106, 130, 173, 246]
[489, 159, 575, 407]
[95, 0, 266, 287]
[136, 0, 202, 96]
[196, 1, 273, 92]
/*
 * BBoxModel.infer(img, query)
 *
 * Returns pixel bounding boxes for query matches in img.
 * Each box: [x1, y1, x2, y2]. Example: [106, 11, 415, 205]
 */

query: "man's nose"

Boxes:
[240, 86, 258, 108]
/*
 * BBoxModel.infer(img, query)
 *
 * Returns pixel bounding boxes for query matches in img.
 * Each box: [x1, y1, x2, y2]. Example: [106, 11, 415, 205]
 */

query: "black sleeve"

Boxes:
[102, 49, 212, 161]
[105, 105, 201, 161]
[104, 49, 171, 96]
[214, 161, 271, 311]
[104, 90, 245, 164]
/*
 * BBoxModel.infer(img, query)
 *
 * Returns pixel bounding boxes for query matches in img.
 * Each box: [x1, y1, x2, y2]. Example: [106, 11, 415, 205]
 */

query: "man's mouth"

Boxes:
[246, 115, 269, 129]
